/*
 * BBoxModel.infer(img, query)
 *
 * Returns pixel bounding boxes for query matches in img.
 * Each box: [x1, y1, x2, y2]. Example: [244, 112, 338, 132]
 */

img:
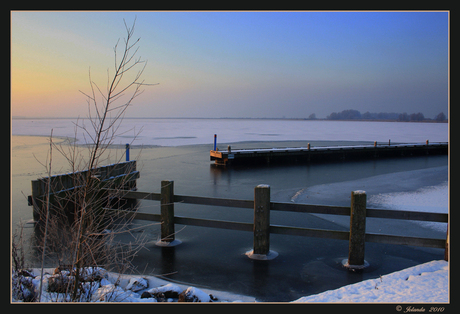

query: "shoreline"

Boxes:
[18, 259, 448, 303]
[12, 116, 448, 123]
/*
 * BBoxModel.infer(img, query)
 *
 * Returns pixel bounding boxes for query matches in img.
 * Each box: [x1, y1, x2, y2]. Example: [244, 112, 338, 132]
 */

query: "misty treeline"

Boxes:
[308, 109, 447, 122]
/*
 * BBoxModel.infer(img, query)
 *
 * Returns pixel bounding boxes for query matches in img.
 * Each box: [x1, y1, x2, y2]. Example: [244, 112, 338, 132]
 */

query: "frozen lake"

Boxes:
[12, 118, 448, 147]
[11, 118, 448, 301]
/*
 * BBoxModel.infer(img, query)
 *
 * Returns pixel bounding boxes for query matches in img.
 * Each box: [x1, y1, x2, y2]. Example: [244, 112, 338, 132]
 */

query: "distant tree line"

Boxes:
[310, 109, 447, 122]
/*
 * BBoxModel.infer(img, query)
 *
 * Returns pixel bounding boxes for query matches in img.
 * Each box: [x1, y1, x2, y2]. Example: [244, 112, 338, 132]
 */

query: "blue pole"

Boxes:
[125, 143, 130, 161]
[214, 134, 217, 151]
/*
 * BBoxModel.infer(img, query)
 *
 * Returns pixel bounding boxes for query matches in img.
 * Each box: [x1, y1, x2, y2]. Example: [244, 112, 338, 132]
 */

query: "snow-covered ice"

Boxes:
[12, 118, 448, 147]
[293, 260, 448, 303]
[369, 182, 448, 232]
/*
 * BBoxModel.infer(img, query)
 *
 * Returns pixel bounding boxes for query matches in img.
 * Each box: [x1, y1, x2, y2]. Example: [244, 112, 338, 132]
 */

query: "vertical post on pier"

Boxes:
[426, 140, 429, 145]
[246, 184, 277, 260]
[388, 139, 391, 146]
[125, 143, 130, 162]
[156, 180, 179, 246]
[214, 134, 217, 151]
[374, 141, 377, 147]
[346, 190, 367, 269]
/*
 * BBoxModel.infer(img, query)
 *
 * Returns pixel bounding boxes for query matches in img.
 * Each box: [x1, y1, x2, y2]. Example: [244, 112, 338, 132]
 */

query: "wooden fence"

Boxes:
[107, 180, 448, 267]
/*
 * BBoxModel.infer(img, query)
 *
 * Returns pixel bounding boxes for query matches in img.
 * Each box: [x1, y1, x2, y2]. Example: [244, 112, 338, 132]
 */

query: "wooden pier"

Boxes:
[210, 140, 448, 166]
[28, 160, 139, 223]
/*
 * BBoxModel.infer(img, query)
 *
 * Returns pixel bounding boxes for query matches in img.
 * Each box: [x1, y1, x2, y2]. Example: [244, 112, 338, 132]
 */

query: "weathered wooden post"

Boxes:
[156, 180, 181, 246]
[345, 190, 368, 269]
[246, 184, 278, 260]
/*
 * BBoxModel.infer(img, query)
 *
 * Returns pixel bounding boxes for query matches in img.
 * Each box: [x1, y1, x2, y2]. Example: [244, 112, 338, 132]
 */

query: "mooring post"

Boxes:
[250, 184, 277, 260]
[346, 190, 367, 269]
[374, 141, 377, 147]
[160, 180, 175, 244]
[125, 143, 130, 162]
[426, 139, 429, 145]
[213, 134, 217, 151]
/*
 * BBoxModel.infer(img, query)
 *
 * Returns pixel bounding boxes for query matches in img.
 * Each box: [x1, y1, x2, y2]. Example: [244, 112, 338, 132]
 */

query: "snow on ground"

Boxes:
[293, 260, 448, 303]
[15, 267, 256, 303]
[18, 260, 448, 303]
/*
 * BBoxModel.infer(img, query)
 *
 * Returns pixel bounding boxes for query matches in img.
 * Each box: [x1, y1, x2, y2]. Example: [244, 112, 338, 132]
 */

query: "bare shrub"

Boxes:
[27, 17, 157, 302]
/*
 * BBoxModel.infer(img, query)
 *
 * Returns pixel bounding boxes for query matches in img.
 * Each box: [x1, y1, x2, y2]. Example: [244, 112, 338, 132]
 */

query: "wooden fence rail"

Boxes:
[105, 179, 448, 267]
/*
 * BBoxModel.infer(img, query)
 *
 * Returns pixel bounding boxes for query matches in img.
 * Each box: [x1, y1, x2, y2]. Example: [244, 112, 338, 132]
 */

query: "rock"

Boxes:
[47, 275, 74, 293]
[92, 284, 131, 302]
[12, 271, 37, 302]
[126, 277, 148, 292]
[148, 283, 182, 300]
[18, 269, 35, 278]
[80, 267, 108, 282]
[53, 265, 74, 275]
[141, 291, 152, 299]
[178, 287, 212, 302]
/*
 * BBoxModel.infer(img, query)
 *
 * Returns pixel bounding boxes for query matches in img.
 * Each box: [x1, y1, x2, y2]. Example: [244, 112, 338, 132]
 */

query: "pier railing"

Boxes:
[106, 180, 448, 267]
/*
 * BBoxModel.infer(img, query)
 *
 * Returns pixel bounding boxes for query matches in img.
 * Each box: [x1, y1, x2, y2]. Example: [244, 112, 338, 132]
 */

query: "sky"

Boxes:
[11, 11, 449, 119]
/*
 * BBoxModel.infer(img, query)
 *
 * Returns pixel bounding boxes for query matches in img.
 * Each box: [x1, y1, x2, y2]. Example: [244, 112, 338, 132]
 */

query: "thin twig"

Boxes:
[38, 129, 53, 302]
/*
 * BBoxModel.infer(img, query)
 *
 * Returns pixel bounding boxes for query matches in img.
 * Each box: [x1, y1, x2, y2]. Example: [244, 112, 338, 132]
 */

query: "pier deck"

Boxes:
[210, 142, 448, 166]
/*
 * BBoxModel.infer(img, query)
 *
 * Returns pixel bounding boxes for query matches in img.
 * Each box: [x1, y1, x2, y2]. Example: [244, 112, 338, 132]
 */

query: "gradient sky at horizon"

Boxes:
[11, 11, 448, 119]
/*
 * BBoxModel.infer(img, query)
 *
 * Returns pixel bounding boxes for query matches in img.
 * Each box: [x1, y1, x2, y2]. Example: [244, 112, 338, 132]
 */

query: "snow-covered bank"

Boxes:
[15, 261, 448, 303]
[293, 260, 448, 303]
[12, 267, 256, 303]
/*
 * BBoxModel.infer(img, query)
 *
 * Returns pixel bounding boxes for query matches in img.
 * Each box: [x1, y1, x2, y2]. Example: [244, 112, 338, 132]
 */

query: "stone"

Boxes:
[178, 287, 212, 302]
[126, 277, 148, 292]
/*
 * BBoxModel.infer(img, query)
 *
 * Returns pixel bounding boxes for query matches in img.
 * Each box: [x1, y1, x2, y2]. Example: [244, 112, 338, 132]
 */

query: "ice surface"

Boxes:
[369, 182, 448, 232]
[293, 260, 448, 303]
[12, 118, 448, 147]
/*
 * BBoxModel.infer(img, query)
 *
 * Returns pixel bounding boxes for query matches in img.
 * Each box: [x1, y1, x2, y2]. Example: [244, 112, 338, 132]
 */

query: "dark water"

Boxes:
[131, 140, 447, 301]
[12, 138, 448, 301]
